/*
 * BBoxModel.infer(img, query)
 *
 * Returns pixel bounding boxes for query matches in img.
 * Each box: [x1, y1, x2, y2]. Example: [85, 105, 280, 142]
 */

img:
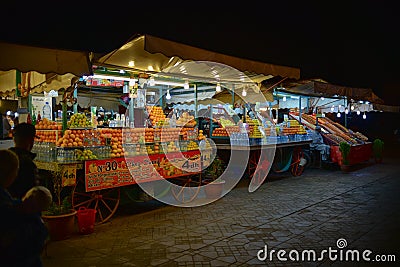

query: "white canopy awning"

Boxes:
[95, 34, 300, 82]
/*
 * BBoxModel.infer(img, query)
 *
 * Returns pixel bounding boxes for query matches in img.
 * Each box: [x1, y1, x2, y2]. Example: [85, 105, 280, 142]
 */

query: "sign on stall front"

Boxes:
[84, 150, 202, 192]
[61, 164, 77, 187]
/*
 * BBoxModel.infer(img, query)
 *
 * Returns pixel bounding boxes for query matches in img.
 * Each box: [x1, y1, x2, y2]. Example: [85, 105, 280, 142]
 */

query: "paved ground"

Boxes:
[42, 149, 400, 267]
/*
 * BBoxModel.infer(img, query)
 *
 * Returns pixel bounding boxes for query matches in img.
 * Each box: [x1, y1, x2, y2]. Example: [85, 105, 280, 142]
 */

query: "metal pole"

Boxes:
[299, 96, 302, 123]
[194, 84, 198, 119]
[73, 87, 78, 114]
[210, 105, 214, 136]
[344, 97, 347, 128]
[231, 84, 235, 106]
[129, 96, 134, 127]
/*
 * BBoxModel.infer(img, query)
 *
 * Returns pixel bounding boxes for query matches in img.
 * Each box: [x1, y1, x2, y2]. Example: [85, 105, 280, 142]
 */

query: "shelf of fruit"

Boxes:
[290, 112, 369, 145]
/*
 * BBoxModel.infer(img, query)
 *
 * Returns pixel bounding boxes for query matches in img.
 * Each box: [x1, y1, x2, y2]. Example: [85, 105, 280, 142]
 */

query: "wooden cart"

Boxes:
[36, 148, 210, 225]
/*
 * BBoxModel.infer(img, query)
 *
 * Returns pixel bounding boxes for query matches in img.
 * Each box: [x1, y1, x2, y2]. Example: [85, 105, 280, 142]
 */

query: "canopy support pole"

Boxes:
[194, 84, 198, 119]
[73, 87, 78, 114]
[344, 97, 348, 128]
[299, 96, 302, 123]
[129, 96, 134, 127]
[231, 84, 235, 106]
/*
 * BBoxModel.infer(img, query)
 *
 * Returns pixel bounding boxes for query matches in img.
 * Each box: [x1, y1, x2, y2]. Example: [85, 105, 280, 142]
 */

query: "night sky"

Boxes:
[1, 1, 399, 105]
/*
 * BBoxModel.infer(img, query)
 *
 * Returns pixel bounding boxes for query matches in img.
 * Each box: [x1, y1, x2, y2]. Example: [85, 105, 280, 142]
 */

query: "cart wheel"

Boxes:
[72, 177, 120, 225]
[290, 147, 305, 176]
[290, 161, 305, 176]
[170, 174, 202, 203]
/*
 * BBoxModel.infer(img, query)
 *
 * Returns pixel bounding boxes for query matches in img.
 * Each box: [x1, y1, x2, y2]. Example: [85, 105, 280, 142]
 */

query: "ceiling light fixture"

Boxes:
[148, 77, 155, 86]
[166, 90, 171, 100]
[282, 96, 286, 101]
[337, 112, 341, 118]
[363, 112, 366, 119]
[92, 74, 136, 82]
[216, 83, 221, 92]
[242, 89, 247, 97]
[357, 110, 361, 115]
[128, 61, 135, 67]
[184, 80, 189, 89]
[345, 108, 349, 114]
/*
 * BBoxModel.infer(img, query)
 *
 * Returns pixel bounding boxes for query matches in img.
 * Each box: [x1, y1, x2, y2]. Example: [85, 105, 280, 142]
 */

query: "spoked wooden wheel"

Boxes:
[72, 177, 120, 225]
[170, 174, 202, 203]
[290, 147, 305, 176]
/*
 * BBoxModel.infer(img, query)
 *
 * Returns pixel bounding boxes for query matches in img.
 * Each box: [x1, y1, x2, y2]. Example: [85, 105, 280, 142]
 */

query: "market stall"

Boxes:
[272, 78, 378, 167]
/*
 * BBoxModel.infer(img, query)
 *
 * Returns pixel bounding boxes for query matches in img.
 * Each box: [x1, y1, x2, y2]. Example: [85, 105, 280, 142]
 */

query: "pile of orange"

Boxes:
[35, 118, 62, 130]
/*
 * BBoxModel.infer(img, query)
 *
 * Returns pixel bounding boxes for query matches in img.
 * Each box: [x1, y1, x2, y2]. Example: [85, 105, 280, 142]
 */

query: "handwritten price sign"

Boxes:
[61, 164, 77, 187]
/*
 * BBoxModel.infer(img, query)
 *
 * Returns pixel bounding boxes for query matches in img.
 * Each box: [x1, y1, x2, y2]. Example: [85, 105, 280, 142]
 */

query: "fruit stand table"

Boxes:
[216, 139, 312, 188]
[35, 148, 209, 224]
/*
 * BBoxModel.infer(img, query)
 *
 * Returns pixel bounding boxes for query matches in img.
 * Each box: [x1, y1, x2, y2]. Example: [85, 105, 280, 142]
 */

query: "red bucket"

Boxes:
[77, 207, 96, 234]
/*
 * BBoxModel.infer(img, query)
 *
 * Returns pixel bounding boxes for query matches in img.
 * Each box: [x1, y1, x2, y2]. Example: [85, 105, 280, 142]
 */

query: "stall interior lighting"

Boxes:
[184, 80, 189, 89]
[363, 112, 366, 119]
[242, 89, 247, 97]
[357, 110, 361, 115]
[128, 61, 135, 67]
[351, 105, 355, 110]
[282, 96, 286, 101]
[151, 80, 185, 87]
[345, 108, 349, 114]
[337, 112, 341, 118]
[321, 97, 325, 100]
[331, 105, 335, 112]
[216, 83, 221, 92]
[91, 74, 136, 82]
[166, 90, 171, 100]
[148, 77, 155, 86]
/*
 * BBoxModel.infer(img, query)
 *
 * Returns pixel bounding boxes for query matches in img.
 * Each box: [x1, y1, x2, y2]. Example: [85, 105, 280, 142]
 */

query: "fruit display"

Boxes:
[35, 118, 62, 130]
[67, 113, 93, 128]
[250, 125, 263, 138]
[218, 118, 235, 128]
[176, 112, 196, 127]
[225, 125, 240, 134]
[35, 130, 63, 144]
[75, 149, 98, 160]
[290, 112, 369, 145]
[187, 140, 199, 150]
[212, 127, 228, 137]
[56, 129, 86, 147]
[197, 130, 206, 140]
[147, 106, 167, 126]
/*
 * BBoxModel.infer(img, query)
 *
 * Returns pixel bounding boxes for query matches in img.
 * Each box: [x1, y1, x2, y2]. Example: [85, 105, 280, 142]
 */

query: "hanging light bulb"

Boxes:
[331, 105, 335, 112]
[322, 112, 326, 117]
[282, 96, 287, 101]
[242, 89, 247, 96]
[363, 112, 366, 119]
[337, 112, 341, 118]
[184, 80, 189, 89]
[357, 110, 361, 115]
[216, 82, 221, 92]
[321, 97, 325, 100]
[166, 90, 171, 100]
[345, 108, 349, 114]
[351, 105, 355, 110]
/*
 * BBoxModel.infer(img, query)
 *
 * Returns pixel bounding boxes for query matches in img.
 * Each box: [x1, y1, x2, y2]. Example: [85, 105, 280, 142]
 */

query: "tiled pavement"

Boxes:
[42, 156, 400, 266]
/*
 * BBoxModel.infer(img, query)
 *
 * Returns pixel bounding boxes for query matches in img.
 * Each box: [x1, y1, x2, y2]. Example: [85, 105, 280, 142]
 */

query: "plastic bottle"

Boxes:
[36, 111, 42, 124]
[32, 112, 37, 126]
[43, 102, 52, 120]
